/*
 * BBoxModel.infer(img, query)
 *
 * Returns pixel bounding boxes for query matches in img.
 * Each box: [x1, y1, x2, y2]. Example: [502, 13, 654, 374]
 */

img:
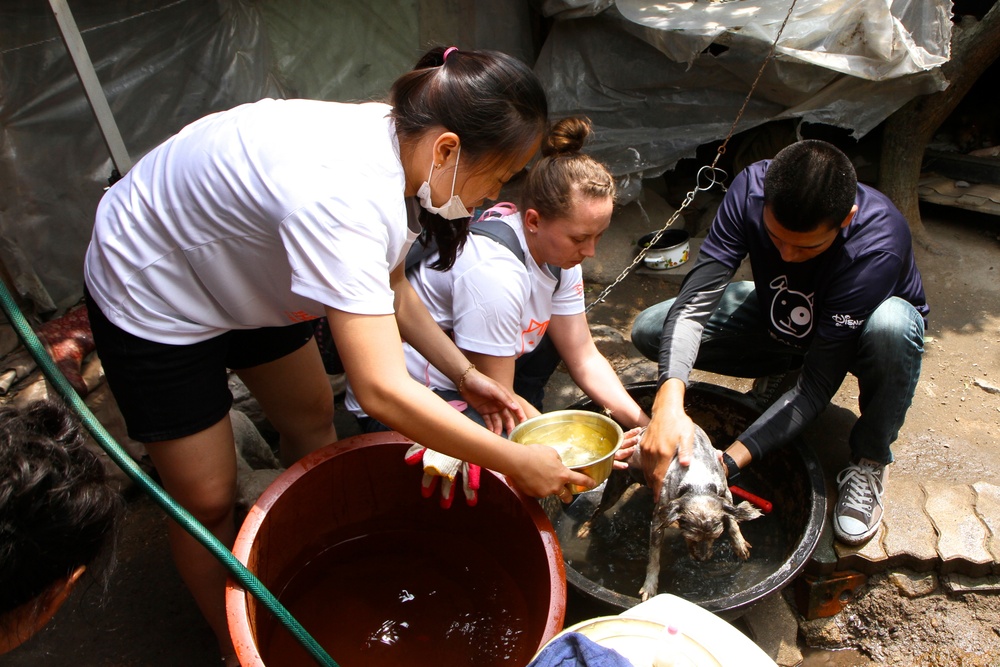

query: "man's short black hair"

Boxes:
[763, 140, 857, 232]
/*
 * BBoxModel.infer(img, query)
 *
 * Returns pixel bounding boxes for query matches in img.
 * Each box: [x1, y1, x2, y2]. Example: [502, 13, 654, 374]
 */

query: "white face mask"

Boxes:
[416, 146, 471, 220]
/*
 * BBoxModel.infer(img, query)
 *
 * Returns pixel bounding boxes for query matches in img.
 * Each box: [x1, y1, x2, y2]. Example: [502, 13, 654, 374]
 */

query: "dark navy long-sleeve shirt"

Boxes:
[659, 160, 928, 460]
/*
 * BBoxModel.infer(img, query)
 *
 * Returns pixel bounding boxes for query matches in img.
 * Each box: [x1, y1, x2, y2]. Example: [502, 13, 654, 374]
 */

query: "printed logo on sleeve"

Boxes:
[832, 313, 865, 329]
[520, 319, 549, 354]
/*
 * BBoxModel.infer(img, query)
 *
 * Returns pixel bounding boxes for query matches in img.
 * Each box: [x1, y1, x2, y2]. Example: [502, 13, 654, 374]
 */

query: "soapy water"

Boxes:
[557, 484, 792, 604]
[559, 382, 821, 611]
[523, 422, 615, 467]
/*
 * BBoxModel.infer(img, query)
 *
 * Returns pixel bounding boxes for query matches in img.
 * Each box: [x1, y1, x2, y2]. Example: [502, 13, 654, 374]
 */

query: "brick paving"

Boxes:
[832, 480, 1000, 577]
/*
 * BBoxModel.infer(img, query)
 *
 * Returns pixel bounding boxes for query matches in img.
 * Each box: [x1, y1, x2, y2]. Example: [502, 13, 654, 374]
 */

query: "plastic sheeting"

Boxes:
[0, 0, 954, 311]
[534, 3, 951, 202]
[0, 0, 284, 314]
[0, 0, 535, 314]
[615, 0, 952, 78]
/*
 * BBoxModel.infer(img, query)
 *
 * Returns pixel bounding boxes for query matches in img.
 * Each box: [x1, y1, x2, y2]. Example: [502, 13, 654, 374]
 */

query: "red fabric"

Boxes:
[36, 305, 94, 395]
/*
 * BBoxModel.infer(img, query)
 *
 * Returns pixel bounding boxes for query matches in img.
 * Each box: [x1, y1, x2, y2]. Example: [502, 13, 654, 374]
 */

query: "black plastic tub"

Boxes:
[544, 381, 826, 620]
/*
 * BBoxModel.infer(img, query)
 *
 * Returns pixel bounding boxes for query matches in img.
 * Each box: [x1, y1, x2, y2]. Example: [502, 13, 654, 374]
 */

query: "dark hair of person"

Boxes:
[0, 400, 122, 618]
[520, 116, 616, 219]
[389, 46, 548, 270]
[763, 140, 858, 232]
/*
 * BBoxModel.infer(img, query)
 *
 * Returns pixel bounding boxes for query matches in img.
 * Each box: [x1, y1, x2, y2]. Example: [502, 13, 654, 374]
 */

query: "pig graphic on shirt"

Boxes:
[769, 276, 813, 339]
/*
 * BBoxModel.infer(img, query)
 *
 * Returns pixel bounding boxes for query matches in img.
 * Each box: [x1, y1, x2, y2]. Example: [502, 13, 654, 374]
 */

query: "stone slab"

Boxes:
[941, 573, 1000, 593]
[740, 592, 803, 666]
[888, 570, 938, 598]
[924, 482, 994, 576]
[918, 173, 1000, 216]
[973, 482, 1000, 573]
[835, 523, 888, 574]
[881, 478, 938, 571]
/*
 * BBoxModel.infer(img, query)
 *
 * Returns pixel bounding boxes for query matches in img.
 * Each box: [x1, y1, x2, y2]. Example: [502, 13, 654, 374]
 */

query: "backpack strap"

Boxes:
[468, 218, 524, 264]
[405, 204, 561, 288]
[404, 231, 437, 273]
[405, 205, 524, 273]
[474, 205, 561, 286]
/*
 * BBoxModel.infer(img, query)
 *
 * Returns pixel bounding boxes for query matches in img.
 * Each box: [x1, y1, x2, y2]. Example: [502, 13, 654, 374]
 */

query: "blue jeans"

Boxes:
[631, 281, 925, 463]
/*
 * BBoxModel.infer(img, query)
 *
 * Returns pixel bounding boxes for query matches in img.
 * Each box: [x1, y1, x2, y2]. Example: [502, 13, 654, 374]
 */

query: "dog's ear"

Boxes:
[664, 498, 683, 527]
[724, 500, 763, 522]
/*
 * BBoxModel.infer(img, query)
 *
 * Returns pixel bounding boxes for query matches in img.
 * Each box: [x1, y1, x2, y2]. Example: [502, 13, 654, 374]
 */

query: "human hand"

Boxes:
[505, 444, 595, 502]
[613, 426, 644, 470]
[640, 411, 695, 498]
[457, 366, 525, 434]
[404, 443, 481, 508]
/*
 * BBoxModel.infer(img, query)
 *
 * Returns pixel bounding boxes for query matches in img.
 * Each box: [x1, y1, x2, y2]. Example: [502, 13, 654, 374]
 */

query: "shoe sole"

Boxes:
[833, 520, 881, 545]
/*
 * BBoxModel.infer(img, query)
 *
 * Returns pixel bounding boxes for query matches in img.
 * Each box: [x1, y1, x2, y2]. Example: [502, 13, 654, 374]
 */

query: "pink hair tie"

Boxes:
[443, 46, 458, 62]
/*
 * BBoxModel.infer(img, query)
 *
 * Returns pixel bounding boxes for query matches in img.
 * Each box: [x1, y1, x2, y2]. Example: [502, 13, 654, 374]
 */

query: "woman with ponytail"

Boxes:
[83, 46, 593, 664]
[349, 117, 649, 439]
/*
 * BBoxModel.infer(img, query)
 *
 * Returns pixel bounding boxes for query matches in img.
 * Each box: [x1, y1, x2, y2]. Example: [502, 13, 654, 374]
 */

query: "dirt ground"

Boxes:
[3, 199, 998, 666]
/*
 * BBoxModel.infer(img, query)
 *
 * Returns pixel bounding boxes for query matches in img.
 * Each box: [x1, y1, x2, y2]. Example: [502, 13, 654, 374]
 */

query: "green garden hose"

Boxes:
[0, 281, 338, 667]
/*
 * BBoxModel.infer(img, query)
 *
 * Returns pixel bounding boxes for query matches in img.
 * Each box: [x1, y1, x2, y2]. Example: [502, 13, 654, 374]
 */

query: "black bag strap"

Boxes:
[404, 205, 562, 286]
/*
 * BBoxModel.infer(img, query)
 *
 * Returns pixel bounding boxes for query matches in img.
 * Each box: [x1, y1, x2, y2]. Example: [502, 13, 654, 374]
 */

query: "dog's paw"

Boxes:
[733, 536, 752, 560]
[576, 520, 593, 539]
[638, 585, 656, 601]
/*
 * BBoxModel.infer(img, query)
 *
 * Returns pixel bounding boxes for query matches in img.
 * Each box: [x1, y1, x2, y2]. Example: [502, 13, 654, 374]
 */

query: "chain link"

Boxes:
[584, 0, 801, 312]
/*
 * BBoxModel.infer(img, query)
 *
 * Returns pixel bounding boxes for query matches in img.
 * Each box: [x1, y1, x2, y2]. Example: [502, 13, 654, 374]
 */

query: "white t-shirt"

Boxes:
[345, 212, 585, 417]
[85, 99, 419, 344]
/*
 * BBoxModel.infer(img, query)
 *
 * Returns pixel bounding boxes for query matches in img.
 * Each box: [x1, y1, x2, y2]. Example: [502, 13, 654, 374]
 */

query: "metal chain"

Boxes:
[585, 0, 801, 312]
[585, 165, 727, 312]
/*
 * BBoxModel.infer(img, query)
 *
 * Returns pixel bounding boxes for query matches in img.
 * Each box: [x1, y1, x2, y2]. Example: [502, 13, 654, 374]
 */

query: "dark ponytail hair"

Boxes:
[0, 400, 122, 618]
[521, 117, 616, 219]
[390, 47, 548, 269]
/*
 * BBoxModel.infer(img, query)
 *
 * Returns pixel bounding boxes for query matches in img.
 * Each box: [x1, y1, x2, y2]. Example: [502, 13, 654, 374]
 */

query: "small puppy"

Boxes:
[576, 424, 763, 601]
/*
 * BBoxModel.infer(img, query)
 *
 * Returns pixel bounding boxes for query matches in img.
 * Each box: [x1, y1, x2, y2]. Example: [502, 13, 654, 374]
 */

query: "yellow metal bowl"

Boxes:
[508, 410, 623, 494]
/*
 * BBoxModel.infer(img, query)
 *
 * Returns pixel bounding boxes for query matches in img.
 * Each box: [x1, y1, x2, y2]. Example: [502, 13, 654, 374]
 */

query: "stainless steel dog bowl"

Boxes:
[508, 411, 623, 494]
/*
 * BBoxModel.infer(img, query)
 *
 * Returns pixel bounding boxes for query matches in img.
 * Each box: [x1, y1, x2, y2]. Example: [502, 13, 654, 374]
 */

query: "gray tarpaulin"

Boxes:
[534, 0, 952, 201]
[0, 0, 531, 314]
[0, 0, 952, 312]
[0, 0, 282, 314]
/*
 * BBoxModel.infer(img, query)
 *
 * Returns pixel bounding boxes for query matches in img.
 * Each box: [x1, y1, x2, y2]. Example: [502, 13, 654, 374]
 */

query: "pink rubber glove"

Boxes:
[402, 399, 481, 508]
[405, 443, 481, 508]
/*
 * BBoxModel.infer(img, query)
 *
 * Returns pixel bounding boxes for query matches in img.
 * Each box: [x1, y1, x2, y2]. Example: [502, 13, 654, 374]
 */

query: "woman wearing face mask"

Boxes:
[348, 117, 649, 443]
[83, 46, 594, 664]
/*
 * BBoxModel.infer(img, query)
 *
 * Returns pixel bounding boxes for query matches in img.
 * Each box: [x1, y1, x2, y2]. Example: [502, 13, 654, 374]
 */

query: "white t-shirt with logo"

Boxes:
[345, 212, 584, 417]
[85, 100, 418, 344]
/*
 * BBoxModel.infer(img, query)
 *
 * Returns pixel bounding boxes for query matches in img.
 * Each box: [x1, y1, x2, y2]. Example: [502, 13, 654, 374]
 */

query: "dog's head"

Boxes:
[665, 494, 763, 561]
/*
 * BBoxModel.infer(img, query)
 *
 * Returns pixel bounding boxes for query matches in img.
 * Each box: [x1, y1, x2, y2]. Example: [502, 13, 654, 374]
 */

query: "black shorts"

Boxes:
[85, 291, 314, 443]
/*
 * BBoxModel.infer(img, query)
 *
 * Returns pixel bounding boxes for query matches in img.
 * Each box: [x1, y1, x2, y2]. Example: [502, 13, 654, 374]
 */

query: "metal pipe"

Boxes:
[48, 0, 133, 175]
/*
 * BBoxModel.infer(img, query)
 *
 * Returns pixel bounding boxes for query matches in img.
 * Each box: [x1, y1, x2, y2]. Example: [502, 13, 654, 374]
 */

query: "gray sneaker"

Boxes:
[833, 458, 886, 545]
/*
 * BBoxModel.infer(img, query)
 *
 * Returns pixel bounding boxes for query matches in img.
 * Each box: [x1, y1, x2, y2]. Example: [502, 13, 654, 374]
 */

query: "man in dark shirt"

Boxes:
[631, 140, 927, 545]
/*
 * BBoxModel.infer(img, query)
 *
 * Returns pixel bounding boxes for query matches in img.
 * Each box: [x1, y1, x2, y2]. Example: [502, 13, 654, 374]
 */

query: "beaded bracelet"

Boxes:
[456, 363, 476, 393]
